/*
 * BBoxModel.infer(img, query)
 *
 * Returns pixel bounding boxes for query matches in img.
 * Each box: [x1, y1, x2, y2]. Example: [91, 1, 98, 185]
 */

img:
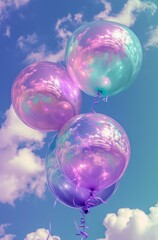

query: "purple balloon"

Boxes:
[46, 135, 118, 211]
[11, 61, 81, 131]
[56, 113, 130, 191]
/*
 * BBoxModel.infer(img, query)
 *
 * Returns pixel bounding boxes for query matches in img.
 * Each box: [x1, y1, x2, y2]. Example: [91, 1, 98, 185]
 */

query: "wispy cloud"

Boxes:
[3, 25, 11, 37]
[0, 224, 10, 236]
[144, 25, 158, 49]
[55, 13, 74, 46]
[17, 33, 38, 51]
[21, 13, 83, 64]
[24, 228, 61, 240]
[0, 106, 46, 205]
[94, 0, 157, 26]
[0, 225, 61, 240]
[98, 203, 158, 240]
[24, 44, 65, 64]
[0, 0, 31, 22]
[0, 224, 15, 240]
[55, 13, 83, 46]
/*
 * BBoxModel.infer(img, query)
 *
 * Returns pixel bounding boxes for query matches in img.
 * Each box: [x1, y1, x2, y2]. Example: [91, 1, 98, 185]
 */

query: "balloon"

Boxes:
[46, 135, 118, 212]
[56, 113, 130, 191]
[11, 61, 81, 131]
[65, 20, 143, 97]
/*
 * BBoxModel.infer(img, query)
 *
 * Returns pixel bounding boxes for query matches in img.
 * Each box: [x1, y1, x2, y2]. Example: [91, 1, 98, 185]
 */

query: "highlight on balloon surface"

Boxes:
[46, 134, 118, 213]
[11, 61, 81, 132]
[56, 113, 130, 192]
[65, 20, 143, 97]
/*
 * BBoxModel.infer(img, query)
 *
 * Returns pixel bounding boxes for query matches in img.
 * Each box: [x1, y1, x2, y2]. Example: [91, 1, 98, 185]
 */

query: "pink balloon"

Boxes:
[11, 62, 81, 131]
[56, 113, 130, 191]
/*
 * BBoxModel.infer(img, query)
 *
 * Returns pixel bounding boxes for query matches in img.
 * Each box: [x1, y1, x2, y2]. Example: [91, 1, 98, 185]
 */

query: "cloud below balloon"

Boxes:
[98, 203, 158, 240]
[0, 225, 60, 240]
[24, 228, 60, 240]
[0, 106, 47, 204]
[0, 223, 15, 240]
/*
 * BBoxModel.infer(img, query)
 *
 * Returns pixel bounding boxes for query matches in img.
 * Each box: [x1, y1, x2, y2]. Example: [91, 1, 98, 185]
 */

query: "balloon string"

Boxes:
[91, 92, 101, 113]
[86, 190, 106, 205]
[91, 97, 100, 113]
[46, 222, 52, 240]
[75, 210, 89, 239]
[103, 96, 109, 102]
[94, 196, 106, 203]
[54, 196, 59, 207]
[91, 92, 109, 113]
[73, 197, 82, 208]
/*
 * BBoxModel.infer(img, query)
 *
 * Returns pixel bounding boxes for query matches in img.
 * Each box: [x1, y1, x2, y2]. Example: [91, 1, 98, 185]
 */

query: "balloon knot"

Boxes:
[91, 91, 109, 113]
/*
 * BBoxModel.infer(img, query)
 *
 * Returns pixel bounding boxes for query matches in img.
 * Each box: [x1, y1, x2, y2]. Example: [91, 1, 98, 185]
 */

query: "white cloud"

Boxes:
[24, 228, 61, 240]
[55, 13, 73, 46]
[23, 13, 83, 64]
[74, 13, 83, 23]
[0, 0, 31, 22]
[0, 224, 9, 236]
[94, 0, 157, 26]
[0, 106, 47, 204]
[24, 44, 65, 64]
[4, 25, 11, 37]
[0, 234, 15, 240]
[144, 25, 158, 49]
[0, 224, 15, 240]
[0, 225, 61, 240]
[55, 13, 83, 45]
[98, 203, 158, 240]
[17, 33, 38, 51]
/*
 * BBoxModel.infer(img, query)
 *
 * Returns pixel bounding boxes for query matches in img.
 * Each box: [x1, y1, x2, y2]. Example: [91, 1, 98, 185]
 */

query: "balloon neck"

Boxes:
[91, 91, 102, 113]
[82, 206, 90, 214]
[97, 90, 102, 97]
[82, 189, 95, 214]
[89, 188, 95, 196]
[97, 90, 109, 102]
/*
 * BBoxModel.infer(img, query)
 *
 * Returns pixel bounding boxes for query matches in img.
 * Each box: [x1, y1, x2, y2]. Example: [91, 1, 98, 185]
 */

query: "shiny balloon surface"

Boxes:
[66, 21, 143, 97]
[56, 113, 130, 191]
[11, 61, 81, 131]
[46, 135, 118, 209]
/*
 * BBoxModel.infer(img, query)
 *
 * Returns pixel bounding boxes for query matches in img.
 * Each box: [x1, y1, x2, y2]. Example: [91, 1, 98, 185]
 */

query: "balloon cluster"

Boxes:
[11, 20, 142, 237]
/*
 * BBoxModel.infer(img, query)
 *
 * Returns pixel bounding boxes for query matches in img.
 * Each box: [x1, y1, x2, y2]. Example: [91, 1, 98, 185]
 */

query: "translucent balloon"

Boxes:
[46, 135, 118, 212]
[65, 20, 143, 97]
[56, 113, 130, 191]
[11, 61, 81, 131]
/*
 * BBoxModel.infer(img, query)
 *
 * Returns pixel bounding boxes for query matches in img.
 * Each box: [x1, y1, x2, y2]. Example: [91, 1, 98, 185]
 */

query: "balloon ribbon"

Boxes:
[91, 91, 108, 113]
[46, 222, 52, 240]
[75, 210, 88, 239]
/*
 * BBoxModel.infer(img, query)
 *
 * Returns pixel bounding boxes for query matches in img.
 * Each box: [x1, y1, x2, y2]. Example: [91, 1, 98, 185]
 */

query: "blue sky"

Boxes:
[0, 0, 158, 239]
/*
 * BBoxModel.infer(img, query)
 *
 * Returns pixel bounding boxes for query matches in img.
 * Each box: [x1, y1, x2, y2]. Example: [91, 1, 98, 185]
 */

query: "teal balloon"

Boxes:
[65, 21, 143, 97]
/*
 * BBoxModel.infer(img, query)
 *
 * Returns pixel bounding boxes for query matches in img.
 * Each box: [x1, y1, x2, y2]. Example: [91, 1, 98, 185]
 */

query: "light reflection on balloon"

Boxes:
[11, 61, 81, 131]
[56, 113, 130, 191]
[65, 21, 143, 97]
[46, 135, 118, 211]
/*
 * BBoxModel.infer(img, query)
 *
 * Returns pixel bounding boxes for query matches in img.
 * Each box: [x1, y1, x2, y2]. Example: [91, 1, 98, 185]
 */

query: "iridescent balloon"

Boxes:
[11, 61, 81, 131]
[46, 135, 118, 211]
[65, 21, 143, 97]
[56, 113, 130, 191]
